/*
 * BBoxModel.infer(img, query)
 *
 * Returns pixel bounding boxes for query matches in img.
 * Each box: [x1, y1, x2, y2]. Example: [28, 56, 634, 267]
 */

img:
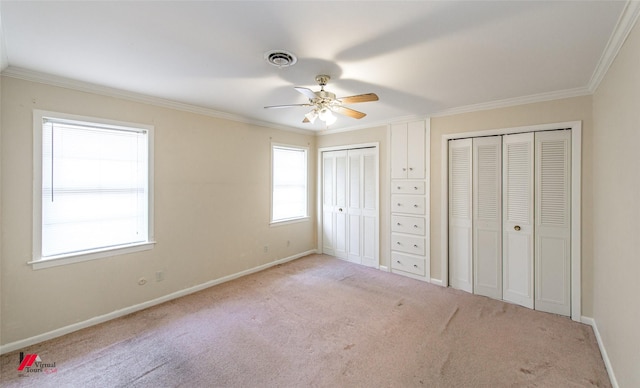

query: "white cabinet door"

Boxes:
[391, 123, 409, 179]
[448, 138, 473, 293]
[502, 133, 534, 309]
[322, 150, 348, 260]
[391, 121, 425, 179]
[473, 136, 502, 300]
[535, 130, 571, 316]
[407, 121, 426, 179]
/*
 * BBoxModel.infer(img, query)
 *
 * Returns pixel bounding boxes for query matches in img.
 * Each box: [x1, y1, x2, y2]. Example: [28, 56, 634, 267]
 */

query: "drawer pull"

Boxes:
[397, 203, 402, 206]
[413, 244, 418, 248]
[402, 168, 407, 171]
[414, 186, 418, 190]
[396, 260, 401, 264]
[413, 204, 418, 208]
[413, 225, 418, 228]
[396, 242, 401, 245]
[397, 222, 401, 226]
[409, 167, 413, 171]
[397, 186, 401, 190]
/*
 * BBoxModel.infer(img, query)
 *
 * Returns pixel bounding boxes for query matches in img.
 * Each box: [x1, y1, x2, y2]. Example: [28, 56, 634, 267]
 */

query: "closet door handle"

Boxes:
[514, 225, 521, 231]
[338, 208, 343, 212]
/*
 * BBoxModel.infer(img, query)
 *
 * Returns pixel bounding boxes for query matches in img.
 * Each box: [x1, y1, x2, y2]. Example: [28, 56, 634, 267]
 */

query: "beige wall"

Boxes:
[316, 126, 391, 268]
[592, 21, 640, 387]
[0, 76, 317, 345]
[430, 96, 594, 315]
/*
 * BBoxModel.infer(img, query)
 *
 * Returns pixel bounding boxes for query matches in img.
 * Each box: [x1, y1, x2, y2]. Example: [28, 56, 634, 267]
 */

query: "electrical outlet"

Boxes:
[287, 240, 290, 247]
[264, 245, 269, 253]
[156, 271, 164, 282]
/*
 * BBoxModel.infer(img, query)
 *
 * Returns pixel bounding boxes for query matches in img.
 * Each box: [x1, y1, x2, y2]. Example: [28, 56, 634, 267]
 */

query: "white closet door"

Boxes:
[473, 136, 502, 300]
[347, 150, 363, 264]
[535, 130, 571, 316]
[322, 150, 348, 259]
[502, 133, 534, 308]
[360, 149, 378, 268]
[449, 139, 473, 293]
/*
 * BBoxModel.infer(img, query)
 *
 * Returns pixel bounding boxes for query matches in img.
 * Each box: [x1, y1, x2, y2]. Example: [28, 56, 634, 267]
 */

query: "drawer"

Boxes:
[391, 215, 425, 235]
[392, 180, 425, 194]
[392, 194, 425, 215]
[391, 252, 425, 276]
[391, 234, 425, 255]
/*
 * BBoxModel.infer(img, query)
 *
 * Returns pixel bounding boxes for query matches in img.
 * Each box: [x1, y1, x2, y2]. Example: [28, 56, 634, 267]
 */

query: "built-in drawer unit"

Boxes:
[391, 194, 425, 215]
[391, 215, 426, 236]
[391, 252, 426, 276]
[392, 180, 425, 194]
[391, 234, 425, 255]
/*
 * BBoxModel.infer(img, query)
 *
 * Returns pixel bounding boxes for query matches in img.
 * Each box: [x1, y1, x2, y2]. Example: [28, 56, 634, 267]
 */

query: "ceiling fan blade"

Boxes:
[264, 103, 312, 109]
[333, 106, 367, 119]
[339, 93, 379, 104]
[294, 87, 318, 100]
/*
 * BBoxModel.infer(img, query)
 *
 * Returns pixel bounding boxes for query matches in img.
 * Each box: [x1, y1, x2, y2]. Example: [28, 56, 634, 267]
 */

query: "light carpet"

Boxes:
[0, 254, 610, 387]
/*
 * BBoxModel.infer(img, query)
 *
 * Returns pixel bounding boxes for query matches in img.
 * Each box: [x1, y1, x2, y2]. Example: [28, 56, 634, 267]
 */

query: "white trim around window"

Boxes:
[31, 110, 155, 269]
[270, 143, 310, 225]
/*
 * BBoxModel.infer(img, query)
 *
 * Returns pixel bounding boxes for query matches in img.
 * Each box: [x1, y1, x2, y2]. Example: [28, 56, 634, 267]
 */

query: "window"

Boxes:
[32, 111, 154, 268]
[271, 144, 308, 223]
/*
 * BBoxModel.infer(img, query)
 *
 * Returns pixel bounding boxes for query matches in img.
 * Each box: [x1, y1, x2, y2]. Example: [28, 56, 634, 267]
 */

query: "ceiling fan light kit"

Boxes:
[265, 74, 379, 126]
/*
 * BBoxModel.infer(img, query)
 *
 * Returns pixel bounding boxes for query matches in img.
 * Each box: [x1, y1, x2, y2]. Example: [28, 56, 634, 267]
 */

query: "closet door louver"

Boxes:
[449, 139, 473, 293]
[535, 131, 571, 316]
[502, 133, 534, 309]
[473, 137, 503, 300]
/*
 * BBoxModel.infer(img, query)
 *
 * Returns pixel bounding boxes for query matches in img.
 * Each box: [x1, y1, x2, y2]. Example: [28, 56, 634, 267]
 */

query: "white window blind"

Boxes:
[40, 117, 149, 259]
[272, 145, 308, 222]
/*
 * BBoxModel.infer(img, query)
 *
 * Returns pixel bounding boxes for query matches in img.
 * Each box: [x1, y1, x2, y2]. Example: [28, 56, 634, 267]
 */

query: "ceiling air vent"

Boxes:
[264, 50, 297, 68]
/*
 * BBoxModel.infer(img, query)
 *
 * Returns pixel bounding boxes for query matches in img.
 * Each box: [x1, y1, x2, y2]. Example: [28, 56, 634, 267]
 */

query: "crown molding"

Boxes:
[588, 0, 640, 93]
[431, 87, 591, 118]
[0, 66, 314, 136]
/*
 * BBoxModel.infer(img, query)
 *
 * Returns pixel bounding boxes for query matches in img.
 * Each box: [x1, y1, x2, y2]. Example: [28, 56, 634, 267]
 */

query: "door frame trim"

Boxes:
[317, 142, 380, 267]
[440, 121, 582, 321]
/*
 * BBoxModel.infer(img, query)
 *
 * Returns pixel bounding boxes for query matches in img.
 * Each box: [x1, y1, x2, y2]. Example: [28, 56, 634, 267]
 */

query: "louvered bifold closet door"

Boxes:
[535, 131, 571, 316]
[449, 139, 473, 293]
[473, 137, 503, 300]
[502, 133, 535, 309]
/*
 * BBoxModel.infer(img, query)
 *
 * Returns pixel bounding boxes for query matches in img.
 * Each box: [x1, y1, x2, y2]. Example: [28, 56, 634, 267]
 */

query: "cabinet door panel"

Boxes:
[407, 121, 425, 179]
[391, 123, 408, 179]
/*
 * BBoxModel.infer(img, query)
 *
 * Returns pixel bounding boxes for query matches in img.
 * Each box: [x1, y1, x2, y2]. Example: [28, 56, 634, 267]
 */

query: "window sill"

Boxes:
[270, 216, 310, 227]
[29, 241, 156, 270]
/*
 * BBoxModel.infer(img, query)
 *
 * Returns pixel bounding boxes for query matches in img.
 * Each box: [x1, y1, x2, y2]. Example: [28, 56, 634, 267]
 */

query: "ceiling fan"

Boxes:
[264, 75, 379, 125]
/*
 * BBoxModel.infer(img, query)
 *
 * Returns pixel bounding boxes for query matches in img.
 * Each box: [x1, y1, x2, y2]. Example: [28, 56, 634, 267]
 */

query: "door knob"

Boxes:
[514, 225, 521, 231]
[338, 208, 343, 212]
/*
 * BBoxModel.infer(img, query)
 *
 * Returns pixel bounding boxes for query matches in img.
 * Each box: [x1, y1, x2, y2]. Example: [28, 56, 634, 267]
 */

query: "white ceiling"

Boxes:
[0, 1, 631, 132]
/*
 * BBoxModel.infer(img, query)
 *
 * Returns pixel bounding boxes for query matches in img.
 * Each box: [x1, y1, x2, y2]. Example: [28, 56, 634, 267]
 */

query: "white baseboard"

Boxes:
[581, 316, 618, 388]
[430, 278, 444, 287]
[379, 265, 389, 272]
[0, 250, 316, 355]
